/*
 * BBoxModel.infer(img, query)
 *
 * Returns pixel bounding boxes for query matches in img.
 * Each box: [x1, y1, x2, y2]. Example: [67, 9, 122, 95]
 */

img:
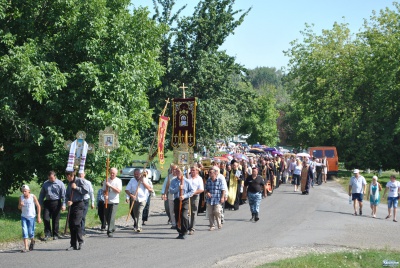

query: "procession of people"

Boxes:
[16, 143, 400, 253]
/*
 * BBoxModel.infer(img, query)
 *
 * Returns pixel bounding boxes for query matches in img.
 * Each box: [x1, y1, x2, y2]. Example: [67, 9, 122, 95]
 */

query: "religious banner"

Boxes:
[64, 131, 94, 173]
[171, 98, 197, 148]
[157, 115, 169, 167]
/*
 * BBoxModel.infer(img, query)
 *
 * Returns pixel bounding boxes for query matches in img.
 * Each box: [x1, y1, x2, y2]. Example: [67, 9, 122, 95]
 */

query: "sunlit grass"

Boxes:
[259, 249, 400, 268]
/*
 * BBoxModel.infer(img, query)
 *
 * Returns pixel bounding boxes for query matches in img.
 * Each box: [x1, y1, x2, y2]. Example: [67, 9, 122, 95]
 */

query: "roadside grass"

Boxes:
[259, 249, 400, 268]
[0, 151, 174, 244]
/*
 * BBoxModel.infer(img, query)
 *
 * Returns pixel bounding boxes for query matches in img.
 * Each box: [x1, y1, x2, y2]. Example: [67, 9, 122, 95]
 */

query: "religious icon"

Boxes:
[104, 135, 114, 147]
[178, 152, 189, 165]
[180, 114, 188, 127]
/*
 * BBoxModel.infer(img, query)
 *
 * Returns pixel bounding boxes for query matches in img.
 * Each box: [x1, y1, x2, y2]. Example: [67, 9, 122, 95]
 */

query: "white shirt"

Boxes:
[386, 180, 400, 198]
[126, 177, 151, 202]
[102, 177, 122, 204]
[83, 180, 95, 205]
[349, 175, 367, 194]
[188, 174, 204, 196]
[21, 194, 36, 218]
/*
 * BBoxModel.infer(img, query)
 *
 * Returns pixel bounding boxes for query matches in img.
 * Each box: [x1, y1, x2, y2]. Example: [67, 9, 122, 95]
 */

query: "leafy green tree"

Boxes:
[0, 0, 165, 194]
[283, 2, 400, 171]
[148, 0, 252, 146]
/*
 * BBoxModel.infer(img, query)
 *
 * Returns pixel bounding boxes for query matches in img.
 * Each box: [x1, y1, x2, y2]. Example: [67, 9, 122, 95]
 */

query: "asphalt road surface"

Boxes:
[2, 181, 399, 267]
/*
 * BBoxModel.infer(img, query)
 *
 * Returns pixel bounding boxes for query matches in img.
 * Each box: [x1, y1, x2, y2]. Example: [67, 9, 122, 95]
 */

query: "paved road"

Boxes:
[1, 181, 399, 267]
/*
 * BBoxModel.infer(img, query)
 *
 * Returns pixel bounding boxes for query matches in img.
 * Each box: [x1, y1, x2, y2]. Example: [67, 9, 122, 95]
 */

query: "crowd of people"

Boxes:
[16, 151, 400, 252]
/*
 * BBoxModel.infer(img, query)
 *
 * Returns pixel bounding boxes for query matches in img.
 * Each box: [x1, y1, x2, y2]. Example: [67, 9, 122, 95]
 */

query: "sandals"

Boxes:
[20, 249, 29, 253]
[353, 212, 358, 216]
[386, 215, 391, 219]
[394, 219, 398, 222]
[29, 239, 35, 251]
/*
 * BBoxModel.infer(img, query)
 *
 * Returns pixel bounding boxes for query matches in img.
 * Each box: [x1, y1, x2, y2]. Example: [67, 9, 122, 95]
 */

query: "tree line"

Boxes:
[282, 2, 400, 171]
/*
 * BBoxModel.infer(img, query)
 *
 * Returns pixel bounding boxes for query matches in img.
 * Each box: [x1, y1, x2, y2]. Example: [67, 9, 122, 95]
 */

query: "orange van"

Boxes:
[308, 146, 339, 176]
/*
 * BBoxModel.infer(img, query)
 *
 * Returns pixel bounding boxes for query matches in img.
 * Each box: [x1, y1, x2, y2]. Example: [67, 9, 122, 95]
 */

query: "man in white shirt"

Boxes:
[187, 166, 204, 235]
[161, 165, 178, 229]
[382, 175, 400, 222]
[103, 167, 122, 237]
[348, 169, 367, 216]
[125, 169, 153, 232]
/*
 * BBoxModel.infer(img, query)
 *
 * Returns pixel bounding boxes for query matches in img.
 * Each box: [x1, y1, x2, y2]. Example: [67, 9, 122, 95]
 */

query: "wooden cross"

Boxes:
[179, 83, 188, 98]
[161, 98, 170, 116]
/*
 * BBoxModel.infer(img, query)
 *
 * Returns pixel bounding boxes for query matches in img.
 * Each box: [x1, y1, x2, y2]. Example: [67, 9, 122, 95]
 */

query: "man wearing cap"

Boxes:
[244, 166, 265, 222]
[39, 171, 66, 241]
[348, 169, 367, 216]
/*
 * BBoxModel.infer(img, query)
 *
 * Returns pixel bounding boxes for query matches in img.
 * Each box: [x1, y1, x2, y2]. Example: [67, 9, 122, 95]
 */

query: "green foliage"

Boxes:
[149, 0, 255, 147]
[0, 0, 165, 194]
[283, 2, 400, 170]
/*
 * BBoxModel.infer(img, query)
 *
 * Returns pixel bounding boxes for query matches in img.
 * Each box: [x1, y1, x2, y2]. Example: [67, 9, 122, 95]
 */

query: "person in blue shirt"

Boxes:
[169, 168, 194, 239]
[205, 167, 225, 230]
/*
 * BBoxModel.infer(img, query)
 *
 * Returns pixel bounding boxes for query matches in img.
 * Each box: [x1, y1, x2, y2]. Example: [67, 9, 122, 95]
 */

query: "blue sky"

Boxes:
[132, 0, 396, 69]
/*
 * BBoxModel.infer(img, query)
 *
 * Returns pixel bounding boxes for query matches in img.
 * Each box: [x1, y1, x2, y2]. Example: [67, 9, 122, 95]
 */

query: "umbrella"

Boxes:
[222, 154, 233, 161]
[233, 153, 249, 162]
[245, 153, 256, 158]
[264, 147, 277, 152]
[249, 148, 265, 154]
[296, 152, 310, 158]
[213, 156, 229, 162]
[271, 150, 283, 156]
[252, 144, 262, 148]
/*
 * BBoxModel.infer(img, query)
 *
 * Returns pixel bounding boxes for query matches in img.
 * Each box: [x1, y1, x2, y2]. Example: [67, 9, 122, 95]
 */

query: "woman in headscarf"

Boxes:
[367, 175, 382, 218]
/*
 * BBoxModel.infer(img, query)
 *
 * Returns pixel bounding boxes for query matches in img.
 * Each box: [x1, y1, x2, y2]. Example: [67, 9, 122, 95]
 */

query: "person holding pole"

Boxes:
[103, 167, 122, 237]
[125, 169, 153, 232]
[187, 166, 204, 235]
[65, 170, 89, 251]
[161, 164, 178, 229]
[169, 168, 194, 239]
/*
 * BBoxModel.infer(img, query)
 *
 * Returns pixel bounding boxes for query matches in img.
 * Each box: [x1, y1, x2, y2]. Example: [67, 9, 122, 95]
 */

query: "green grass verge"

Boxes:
[259, 249, 400, 268]
[0, 151, 174, 244]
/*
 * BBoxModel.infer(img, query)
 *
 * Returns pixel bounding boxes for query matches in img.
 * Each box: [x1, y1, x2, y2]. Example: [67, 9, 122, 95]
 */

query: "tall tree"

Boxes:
[0, 0, 165, 194]
[148, 0, 252, 146]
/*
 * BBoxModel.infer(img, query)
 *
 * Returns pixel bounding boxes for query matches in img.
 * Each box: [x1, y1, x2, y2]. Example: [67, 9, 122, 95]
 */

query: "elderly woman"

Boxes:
[367, 175, 382, 218]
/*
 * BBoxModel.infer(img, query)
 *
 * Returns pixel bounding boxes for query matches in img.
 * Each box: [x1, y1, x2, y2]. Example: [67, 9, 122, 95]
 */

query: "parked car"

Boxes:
[120, 160, 162, 184]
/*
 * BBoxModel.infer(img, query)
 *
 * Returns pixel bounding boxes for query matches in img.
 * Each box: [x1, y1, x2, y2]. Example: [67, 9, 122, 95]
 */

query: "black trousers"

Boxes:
[81, 199, 89, 235]
[43, 199, 62, 237]
[69, 201, 84, 248]
[174, 198, 189, 235]
[97, 201, 106, 229]
[142, 195, 151, 222]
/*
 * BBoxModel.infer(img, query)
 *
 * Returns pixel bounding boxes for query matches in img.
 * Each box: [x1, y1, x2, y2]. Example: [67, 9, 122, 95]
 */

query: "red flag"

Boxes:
[158, 115, 169, 166]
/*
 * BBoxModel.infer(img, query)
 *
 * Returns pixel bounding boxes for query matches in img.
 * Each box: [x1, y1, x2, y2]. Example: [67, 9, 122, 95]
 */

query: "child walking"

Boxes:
[18, 185, 41, 252]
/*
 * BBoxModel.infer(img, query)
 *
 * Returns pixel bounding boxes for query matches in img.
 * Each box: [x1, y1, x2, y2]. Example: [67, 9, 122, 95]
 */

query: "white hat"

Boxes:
[372, 175, 378, 180]
[21, 185, 30, 192]
[353, 169, 360, 174]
